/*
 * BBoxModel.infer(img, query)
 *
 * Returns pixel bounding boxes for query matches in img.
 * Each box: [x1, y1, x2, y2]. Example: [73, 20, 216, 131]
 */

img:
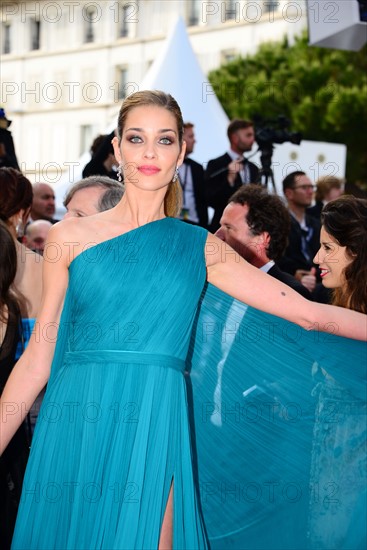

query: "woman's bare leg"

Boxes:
[158, 483, 173, 550]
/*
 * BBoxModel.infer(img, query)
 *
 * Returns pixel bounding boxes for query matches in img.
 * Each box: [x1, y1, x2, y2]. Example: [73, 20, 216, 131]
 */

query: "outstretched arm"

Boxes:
[205, 233, 367, 341]
[0, 223, 70, 455]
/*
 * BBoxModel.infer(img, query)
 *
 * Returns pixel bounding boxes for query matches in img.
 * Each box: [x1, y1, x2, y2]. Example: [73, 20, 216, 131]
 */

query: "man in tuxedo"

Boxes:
[205, 119, 259, 232]
[215, 185, 312, 298]
[178, 123, 208, 228]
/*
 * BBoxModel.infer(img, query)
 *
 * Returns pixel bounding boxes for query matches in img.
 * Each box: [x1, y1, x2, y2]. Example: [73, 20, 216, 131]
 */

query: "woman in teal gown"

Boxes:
[1, 91, 366, 549]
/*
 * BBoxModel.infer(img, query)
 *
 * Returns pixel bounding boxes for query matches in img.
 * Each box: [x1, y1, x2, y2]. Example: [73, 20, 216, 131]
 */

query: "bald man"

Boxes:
[30, 182, 56, 222]
[23, 219, 52, 255]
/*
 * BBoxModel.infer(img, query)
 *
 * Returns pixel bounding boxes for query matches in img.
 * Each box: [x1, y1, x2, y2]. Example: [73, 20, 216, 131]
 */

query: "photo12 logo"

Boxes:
[2, 2, 140, 24]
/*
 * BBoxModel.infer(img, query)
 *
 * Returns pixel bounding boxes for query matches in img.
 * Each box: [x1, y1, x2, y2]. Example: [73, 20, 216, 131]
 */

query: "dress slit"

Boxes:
[158, 479, 174, 550]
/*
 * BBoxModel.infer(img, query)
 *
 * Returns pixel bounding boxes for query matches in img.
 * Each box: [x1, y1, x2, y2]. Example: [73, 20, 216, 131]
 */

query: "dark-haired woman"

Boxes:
[0, 167, 43, 355]
[308, 196, 367, 548]
[314, 195, 367, 312]
[0, 221, 29, 549]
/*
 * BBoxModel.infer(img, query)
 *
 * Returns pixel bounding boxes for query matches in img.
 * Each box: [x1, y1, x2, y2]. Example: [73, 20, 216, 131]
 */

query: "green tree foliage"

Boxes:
[208, 34, 367, 186]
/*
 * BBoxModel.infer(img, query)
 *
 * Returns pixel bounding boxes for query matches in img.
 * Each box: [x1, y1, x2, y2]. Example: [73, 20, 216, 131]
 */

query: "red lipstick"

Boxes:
[138, 165, 160, 175]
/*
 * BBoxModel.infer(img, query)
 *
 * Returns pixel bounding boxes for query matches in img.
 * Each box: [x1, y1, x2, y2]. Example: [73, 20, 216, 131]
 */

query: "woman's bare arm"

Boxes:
[205, 233, 367, 341]
[0, 223, 70, 454]
[14, 242, 44, 318]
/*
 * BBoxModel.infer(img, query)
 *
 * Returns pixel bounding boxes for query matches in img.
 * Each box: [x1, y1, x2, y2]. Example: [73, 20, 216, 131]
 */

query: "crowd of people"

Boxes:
[0, 93, 366, 549]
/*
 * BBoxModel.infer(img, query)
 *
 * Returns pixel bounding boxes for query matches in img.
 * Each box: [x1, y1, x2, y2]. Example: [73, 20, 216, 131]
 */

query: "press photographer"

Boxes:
[205, 119, 260, 232]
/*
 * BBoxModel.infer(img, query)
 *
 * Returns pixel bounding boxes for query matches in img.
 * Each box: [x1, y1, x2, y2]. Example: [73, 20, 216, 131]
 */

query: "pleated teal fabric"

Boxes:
[11, 218, 366, 549]
[12, 218, 209, 549]
[188, 283, 367, 549]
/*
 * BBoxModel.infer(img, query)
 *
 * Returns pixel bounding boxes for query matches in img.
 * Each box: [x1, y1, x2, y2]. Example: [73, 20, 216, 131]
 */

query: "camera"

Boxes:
[253, 115, 302, 150]
[252, 115, 302, 190]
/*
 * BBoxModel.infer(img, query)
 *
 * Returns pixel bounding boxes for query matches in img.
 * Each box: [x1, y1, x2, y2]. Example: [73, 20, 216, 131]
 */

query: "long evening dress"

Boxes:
[11, 217, 367, 549]
[12, 218, 209, 549]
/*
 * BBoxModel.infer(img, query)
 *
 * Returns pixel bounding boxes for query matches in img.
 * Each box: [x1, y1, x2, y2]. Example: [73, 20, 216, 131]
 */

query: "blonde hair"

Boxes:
[117, 90, 184, 218]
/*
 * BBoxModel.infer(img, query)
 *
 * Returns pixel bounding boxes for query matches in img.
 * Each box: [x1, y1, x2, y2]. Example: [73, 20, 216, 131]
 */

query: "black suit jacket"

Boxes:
[307, 201, 323, 220]
[268, 264, 312, 299]
[0, 128, 20, 170]
[205, 153, 260, 232]
[82, 130, 118, 180]
[181, 157, 208, 228]
[278, 214, 321, 276]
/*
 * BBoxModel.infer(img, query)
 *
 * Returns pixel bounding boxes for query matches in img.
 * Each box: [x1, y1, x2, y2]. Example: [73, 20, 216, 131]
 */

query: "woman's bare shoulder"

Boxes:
[47, 216, 96, 242]
[45, 213, 117, 266]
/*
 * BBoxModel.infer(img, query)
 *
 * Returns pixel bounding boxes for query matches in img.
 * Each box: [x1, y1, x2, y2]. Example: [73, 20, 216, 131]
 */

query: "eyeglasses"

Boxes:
[292, 185, 316, 191]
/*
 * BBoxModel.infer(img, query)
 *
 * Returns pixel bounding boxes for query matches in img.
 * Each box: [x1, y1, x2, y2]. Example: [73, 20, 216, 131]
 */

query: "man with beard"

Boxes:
[205, 119, 259, 232]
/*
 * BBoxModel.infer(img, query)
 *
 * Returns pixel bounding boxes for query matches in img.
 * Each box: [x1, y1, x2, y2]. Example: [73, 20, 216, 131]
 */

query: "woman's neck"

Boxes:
[114, 190, 167, 227]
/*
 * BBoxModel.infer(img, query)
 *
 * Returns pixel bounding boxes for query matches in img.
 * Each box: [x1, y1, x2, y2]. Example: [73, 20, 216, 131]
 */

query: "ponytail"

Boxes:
[164, 178, 183, 218]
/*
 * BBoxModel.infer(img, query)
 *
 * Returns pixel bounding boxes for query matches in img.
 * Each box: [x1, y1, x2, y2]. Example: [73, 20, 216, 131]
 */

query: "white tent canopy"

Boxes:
[140, 16, 229, 165]
[54, 17, 229, 216]
[54, 16, 347, 216]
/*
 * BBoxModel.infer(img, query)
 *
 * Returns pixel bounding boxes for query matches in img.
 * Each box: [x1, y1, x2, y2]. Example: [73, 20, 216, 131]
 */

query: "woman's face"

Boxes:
[313, 226, 353, 289]
[112, 105, 185, 192]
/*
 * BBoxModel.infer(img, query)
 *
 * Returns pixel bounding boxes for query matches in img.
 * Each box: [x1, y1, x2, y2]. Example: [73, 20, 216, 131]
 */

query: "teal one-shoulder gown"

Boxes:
[12, 218, 209, 549]
[11, 217, 367, 549]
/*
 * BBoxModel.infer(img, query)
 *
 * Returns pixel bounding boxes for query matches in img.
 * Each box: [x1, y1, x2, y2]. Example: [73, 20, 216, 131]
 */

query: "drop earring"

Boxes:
[16, 217, 24, 238]
[172, 167, 179, 183]
[117, 164, 123, 183]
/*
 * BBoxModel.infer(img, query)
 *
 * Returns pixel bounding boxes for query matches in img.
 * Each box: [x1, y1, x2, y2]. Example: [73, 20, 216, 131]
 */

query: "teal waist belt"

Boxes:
[64, 350, 186, 372]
